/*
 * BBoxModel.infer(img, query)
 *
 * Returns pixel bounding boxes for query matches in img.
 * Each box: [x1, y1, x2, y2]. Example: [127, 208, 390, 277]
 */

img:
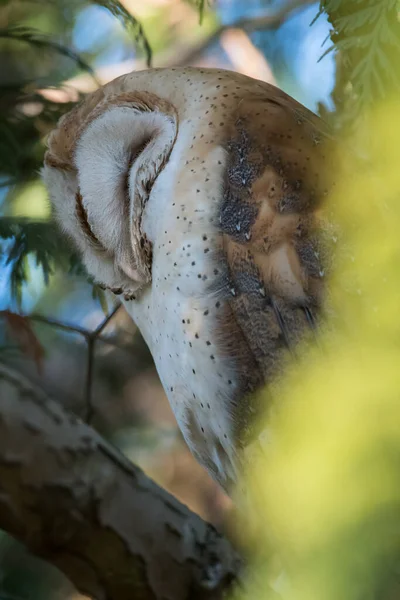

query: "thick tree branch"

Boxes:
[0, 363, 240, 600]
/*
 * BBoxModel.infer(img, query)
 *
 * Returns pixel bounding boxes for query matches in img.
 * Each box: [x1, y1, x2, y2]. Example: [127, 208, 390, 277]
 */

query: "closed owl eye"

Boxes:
[124, 137, 152, 199]
[75, 189, 104, 250]
[129, 137, 152, 167]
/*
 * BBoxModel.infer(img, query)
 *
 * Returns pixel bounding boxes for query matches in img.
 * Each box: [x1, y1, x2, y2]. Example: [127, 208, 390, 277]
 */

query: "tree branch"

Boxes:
[0, 363, 240, 600]
[173, 0, 316, 67]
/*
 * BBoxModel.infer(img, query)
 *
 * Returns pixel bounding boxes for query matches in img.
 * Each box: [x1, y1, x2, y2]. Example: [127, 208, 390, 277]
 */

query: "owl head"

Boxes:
[42, 66, 331, 306]
[41, 74, 182, 299]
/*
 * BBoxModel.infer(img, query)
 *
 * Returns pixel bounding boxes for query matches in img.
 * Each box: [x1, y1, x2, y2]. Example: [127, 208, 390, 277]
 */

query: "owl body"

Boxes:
[42, 67, 335, 492]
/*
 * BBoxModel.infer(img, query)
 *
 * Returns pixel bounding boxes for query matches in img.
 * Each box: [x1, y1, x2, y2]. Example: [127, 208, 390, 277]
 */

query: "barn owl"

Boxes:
[42, 67, 335, 494]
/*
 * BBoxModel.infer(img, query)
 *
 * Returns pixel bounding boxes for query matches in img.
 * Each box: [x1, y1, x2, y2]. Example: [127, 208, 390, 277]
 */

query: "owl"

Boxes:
[42, 67, 335, 494]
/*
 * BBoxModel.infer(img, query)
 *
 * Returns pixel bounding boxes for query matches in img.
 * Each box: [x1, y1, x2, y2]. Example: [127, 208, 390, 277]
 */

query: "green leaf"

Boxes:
[319, 0, 400, 127]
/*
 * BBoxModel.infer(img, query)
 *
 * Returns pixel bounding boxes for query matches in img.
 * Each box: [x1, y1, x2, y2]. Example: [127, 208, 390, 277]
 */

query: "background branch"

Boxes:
[0, 363, 240, 600]
[4, 305, 125, 422]
[173, 0, 315, 68]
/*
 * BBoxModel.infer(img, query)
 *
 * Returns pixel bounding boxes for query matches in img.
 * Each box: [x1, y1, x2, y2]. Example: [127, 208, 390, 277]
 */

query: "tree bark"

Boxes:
[0, 363, 240, 600]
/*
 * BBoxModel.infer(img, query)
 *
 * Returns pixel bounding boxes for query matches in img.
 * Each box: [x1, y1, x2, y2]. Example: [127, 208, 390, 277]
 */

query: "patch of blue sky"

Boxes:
[216, 0, 335, 112]
[0, 250, 45, 313]
[72, 5, 130, 68]
[0, 181, 11, 208]
[0, 243, 13, 311]
[272, 3, 335, 111]
[54, 281, 113, 332]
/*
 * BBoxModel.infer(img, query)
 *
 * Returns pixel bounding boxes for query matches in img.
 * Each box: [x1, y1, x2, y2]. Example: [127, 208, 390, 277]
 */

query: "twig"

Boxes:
[93, 303, 121, 336]
[29, 309, 124, 348]
[29, 304, 123, 422]
[84, 303, 122, 422]
[85, 336, 96, 422]
[173, 0, 315, 67]
[29, 313, 92, 339]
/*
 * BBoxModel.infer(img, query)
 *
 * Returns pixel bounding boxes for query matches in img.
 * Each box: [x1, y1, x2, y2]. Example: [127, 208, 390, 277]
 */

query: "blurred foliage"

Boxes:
[318, 0, 400, 128]
[0, 217, 85, 304]
[236, 98, 400, 600]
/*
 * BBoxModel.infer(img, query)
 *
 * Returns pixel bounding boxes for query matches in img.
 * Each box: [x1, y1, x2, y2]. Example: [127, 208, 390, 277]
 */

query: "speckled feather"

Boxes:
[42, 67, 337, 493]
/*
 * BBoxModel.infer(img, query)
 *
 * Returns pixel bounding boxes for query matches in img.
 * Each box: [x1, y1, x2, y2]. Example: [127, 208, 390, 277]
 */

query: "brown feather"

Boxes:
[213, 88, 336, 445]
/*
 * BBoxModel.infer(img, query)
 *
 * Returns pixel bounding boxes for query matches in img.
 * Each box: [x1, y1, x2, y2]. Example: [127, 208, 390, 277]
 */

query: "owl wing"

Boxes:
[215, 86, 337, 435]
